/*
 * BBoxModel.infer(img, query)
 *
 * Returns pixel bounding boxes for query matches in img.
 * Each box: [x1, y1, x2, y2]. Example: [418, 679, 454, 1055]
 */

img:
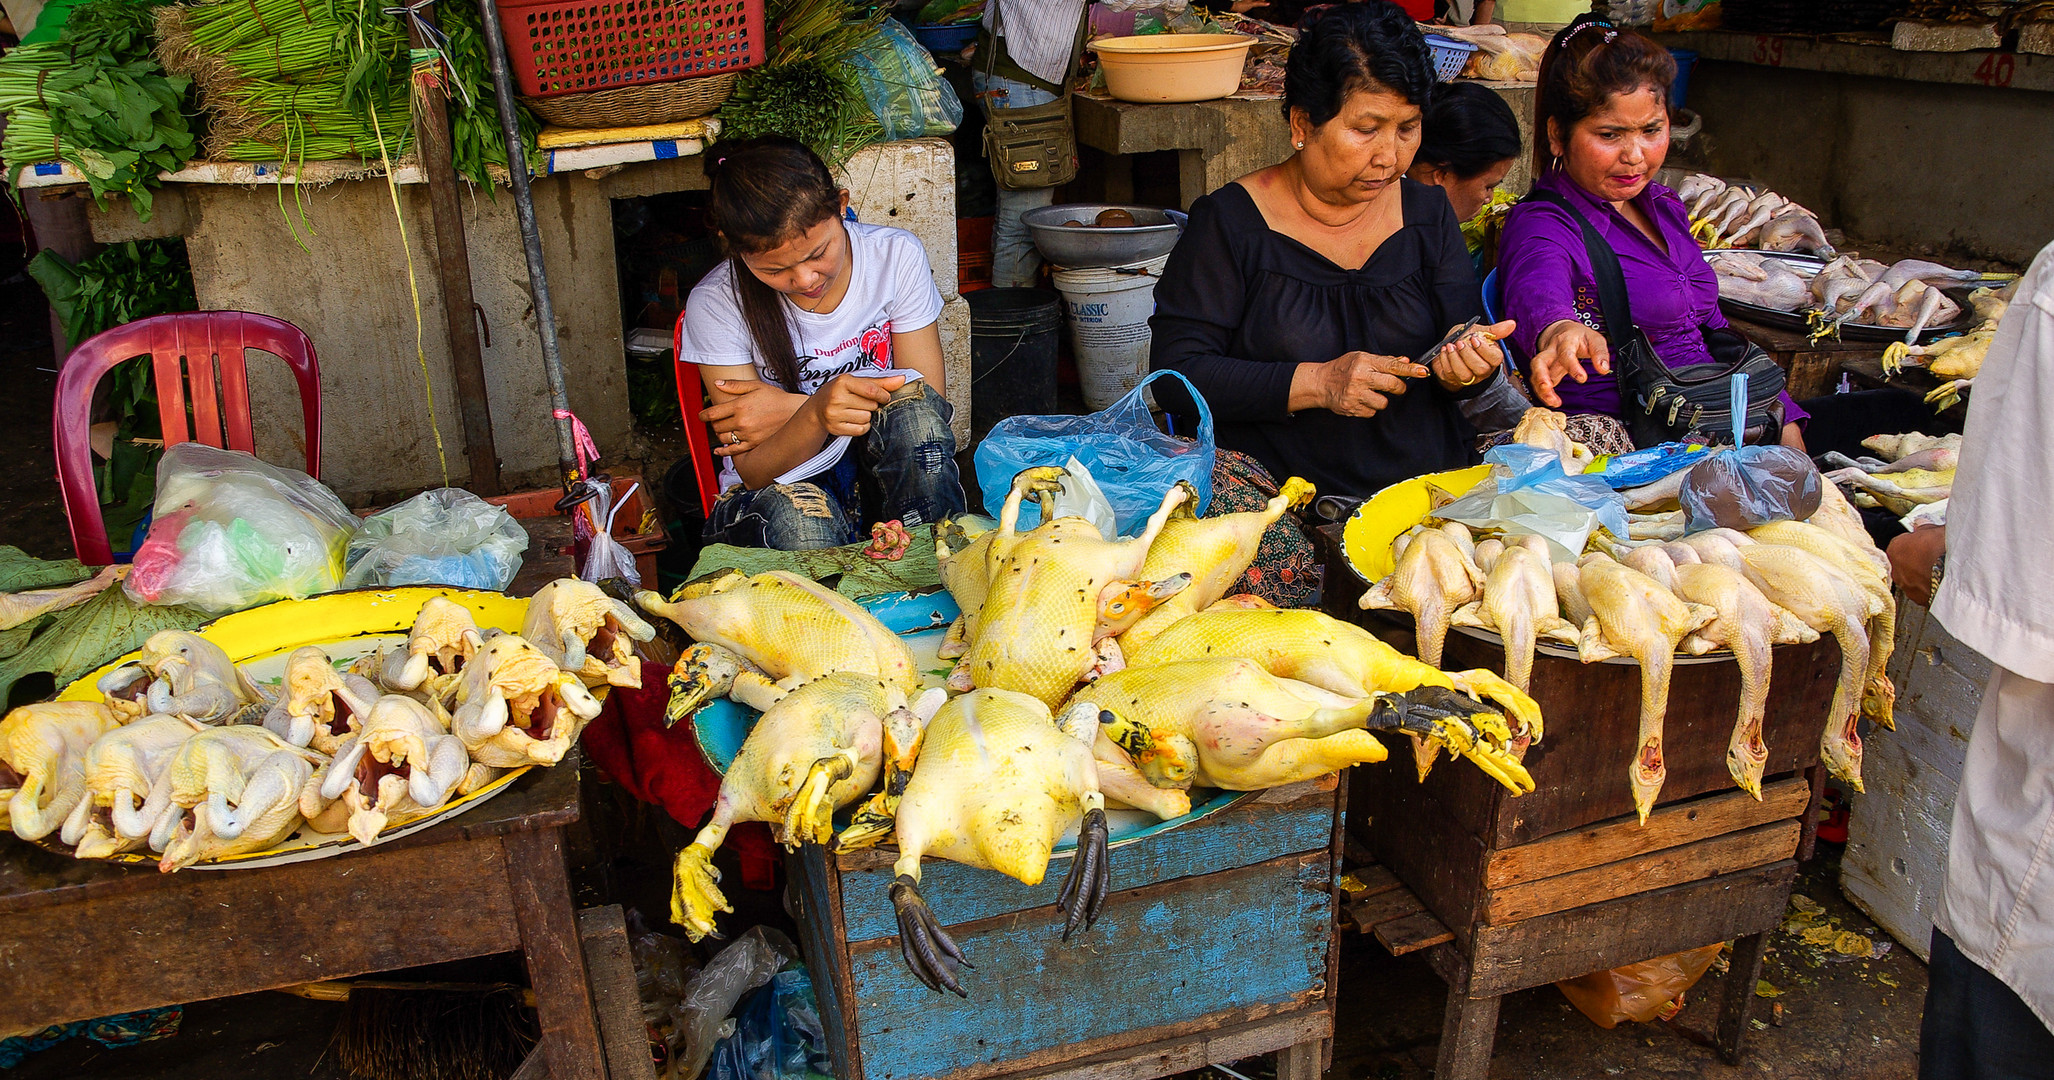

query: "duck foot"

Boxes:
[1056, 808, 1110, 941]
[891, 875, 971, 996]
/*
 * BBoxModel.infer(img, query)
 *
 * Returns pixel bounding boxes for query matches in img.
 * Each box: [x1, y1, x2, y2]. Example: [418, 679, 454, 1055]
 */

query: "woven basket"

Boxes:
[522, 72, 736, 129]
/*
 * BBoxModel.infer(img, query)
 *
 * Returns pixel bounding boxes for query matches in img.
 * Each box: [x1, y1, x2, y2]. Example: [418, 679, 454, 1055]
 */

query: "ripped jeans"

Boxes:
[703, 382, 966, 551]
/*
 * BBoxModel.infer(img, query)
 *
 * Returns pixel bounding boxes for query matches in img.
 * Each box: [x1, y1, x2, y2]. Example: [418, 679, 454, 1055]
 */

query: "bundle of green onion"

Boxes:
[0, 0, 197, 218]
[719, 0, 886, 166]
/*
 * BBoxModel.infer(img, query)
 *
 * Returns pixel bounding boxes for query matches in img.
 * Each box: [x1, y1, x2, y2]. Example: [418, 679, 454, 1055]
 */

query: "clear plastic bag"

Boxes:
[850, 19, 963, 142]
[671, 926, 798, 1080]
[1556, 943, 1725, 1028]
[1439, 444, 1632, 559]
[974, 370, 1214, 537]
[576, 480, 644, 588]
[340, 488, 527, 591]
[125, 444, 358, 614]
[707, 967, 835, 1080]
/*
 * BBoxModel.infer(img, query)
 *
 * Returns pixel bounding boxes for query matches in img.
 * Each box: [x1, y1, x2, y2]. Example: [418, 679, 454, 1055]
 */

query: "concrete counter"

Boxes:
[1073, 81, 1539, 209]
[27, 138, 969, 503]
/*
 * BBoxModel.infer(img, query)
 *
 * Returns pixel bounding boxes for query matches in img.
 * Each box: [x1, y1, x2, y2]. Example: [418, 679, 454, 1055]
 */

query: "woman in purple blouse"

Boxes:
[1497, 16, 1806, 450]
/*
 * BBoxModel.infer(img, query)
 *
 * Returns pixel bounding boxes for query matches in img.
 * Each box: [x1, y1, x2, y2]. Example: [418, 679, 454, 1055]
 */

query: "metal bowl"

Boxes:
[1021, 204, 1185, 268]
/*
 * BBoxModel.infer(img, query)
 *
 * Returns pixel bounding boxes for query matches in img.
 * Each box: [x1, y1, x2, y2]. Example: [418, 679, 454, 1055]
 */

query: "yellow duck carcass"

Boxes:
[958, 467, 1194, 707]
[636, 570, 918, 720]
[934, 520, 998, 659]
[1124, 605, 1543, 766]
[1115, 477, 1315, 651]
[669, 673, 934, 942]
[1080, 657, 1533, 795]
[869, 689, 1111, 996]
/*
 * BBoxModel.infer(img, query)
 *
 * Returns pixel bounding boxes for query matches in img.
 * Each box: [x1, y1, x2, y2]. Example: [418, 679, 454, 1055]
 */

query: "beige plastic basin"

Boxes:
[1092, 34, 1255, 104]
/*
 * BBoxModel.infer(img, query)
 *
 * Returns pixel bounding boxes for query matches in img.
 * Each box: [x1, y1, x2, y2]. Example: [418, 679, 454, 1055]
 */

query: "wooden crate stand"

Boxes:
[788, 779, 1343, 1080]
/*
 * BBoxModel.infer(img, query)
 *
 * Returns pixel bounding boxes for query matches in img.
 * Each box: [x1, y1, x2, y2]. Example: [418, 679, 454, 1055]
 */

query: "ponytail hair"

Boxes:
[1532, 14, 1676, 177]
[704, 136, 846, 391]
[1417, 81, 1522, 180]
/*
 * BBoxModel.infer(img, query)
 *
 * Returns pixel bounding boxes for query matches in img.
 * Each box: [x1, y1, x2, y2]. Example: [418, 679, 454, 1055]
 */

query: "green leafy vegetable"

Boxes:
[0, 547, 93, 593]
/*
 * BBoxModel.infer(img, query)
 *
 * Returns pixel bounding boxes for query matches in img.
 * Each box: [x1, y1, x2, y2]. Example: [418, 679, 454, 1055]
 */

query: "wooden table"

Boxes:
[1315, 524, 1828, 1080]
[0, 760, 609, 1080]
[1725, 314, 1890, 400]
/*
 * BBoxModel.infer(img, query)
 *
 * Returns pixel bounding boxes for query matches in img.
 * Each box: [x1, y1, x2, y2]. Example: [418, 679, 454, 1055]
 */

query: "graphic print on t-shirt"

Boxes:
[792, 318, 895, 392]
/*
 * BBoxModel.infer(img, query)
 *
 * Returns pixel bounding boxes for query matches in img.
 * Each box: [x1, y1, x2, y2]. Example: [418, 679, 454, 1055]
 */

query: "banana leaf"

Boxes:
[0, 585, 210, 707]
[0, 547, 93, 593]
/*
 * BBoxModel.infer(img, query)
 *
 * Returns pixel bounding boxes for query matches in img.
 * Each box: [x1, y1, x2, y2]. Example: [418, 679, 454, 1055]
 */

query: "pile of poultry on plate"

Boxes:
[1678, 174, 1835, 256]
[0, 580, 650, 871]
[630, 467, 1542, 995]
[1360, 411, 1897, 827]
[1709, 249, 2014, 346]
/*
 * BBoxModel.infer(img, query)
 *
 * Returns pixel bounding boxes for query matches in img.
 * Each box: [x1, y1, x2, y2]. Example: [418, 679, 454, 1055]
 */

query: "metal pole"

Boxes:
[471, 0, 583, 495]
[408, 6, 503, 495]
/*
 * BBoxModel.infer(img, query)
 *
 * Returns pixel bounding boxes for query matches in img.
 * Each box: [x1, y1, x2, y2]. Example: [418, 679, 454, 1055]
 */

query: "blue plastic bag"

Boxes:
[1593, 442, 1714, 490]
[708, 966, 835, 1080]
[974, 369, 1214, 537]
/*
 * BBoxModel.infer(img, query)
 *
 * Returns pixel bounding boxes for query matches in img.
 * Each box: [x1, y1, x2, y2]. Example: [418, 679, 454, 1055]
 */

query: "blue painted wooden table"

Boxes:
[791, 779, 1342, 1080]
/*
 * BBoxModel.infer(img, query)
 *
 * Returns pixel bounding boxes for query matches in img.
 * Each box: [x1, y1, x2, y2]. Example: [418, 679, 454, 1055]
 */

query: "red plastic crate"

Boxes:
[497, 0, 764, 99]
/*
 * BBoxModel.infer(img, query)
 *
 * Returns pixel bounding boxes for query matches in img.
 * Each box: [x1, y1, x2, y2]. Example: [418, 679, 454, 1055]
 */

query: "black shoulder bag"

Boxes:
[1525, 188, 1786, 447]
[978, 5, 1088, 191]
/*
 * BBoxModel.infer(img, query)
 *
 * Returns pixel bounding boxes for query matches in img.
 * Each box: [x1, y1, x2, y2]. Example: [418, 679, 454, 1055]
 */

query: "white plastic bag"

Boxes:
[125, 445, 358, 614]
[671, 926, 798, 1080]
[341, 488, 529, 590]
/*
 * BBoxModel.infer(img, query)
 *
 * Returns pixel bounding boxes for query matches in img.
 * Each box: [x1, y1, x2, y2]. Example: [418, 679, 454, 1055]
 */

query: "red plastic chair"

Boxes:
[672, 310, 722, 516]
[54, 311, 322, 566]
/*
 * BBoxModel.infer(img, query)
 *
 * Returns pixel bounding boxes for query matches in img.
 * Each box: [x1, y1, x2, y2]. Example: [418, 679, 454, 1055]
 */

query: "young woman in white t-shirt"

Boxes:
[676, 137, 966, 550]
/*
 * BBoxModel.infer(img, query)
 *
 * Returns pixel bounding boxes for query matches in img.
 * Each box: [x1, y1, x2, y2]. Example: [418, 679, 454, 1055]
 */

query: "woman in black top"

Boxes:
[1149, 1, 1528, 498]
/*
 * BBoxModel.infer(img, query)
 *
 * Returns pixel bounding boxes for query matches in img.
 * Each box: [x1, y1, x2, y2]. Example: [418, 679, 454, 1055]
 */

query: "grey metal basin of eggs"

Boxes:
[1021, 204, 1186, 268]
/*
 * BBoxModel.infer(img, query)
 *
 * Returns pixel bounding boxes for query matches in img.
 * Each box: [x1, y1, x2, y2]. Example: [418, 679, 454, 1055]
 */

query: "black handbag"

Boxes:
[1525, 188, 1787, 448]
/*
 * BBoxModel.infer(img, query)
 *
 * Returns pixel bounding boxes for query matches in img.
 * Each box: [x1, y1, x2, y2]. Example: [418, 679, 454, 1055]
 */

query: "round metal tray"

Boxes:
[1020, 204, 1184, 269]
[1707, 250, 1975, 343]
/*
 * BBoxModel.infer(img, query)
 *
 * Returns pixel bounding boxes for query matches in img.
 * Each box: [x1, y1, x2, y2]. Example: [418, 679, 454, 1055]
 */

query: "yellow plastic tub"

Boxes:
[1092, 34, 1255, 103]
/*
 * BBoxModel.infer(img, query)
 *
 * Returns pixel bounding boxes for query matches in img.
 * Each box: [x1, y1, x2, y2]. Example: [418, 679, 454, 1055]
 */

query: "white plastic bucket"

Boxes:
[1052, 254, 1170, 411]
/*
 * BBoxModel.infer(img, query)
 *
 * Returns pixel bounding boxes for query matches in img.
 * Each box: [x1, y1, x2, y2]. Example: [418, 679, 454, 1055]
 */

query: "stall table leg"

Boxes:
[1717, 931, 1774, 1064]
[508, 828, 606, 1080]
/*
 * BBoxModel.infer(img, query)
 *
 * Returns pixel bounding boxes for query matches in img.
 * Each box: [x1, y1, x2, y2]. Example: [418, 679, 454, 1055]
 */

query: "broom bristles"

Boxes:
[332, 985, 537, 1080]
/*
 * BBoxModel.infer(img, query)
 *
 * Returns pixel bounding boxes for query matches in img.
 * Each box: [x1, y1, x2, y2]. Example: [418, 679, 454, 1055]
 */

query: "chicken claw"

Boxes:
[670, 842, 732, 941]
[891, 874, 972, 997]
[1055, 807, 1111, 942]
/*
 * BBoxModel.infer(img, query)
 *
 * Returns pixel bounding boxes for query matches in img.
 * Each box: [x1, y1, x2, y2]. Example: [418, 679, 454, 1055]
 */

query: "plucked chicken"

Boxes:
[1118, 476, 1316, 651]
[1668, 562, 1819, 798]
[878, 690, 1112, 996]
[1083, 657, 1531, 794]
[0, 565, 124, 632]
[156, 725, 323, 871]
[450, 634, 603, 767]
[1360, 524, 1485, 667]
[365, 597, 485, 701]
[1747, 519, 1896, 729]
[1572, 554, 1717, 823]
[103, 630, 270, 724]
[522, 578, 656, 689]
[59, 714, 199, 858]
[305, 694, 476, 846]
[669, 673, 932, 941]
[1513, 408, 1594, 475]
[1735, 544, 1886, 789]
[636, 570, 918, 720]
[959, 467, 1194, 707]
[1451, 534, 1578, 695]
[1, 701, 120, 841]
[264, 646, 380, 753]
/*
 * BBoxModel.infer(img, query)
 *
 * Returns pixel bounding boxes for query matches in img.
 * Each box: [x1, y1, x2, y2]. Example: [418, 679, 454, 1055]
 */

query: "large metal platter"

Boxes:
[1707, 249, 1976, 343]
[691, 587, 1253, 854]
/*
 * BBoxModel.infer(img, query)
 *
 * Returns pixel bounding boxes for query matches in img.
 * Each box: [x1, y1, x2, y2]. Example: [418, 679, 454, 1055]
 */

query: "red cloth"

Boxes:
[581, 663, 780, 890]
